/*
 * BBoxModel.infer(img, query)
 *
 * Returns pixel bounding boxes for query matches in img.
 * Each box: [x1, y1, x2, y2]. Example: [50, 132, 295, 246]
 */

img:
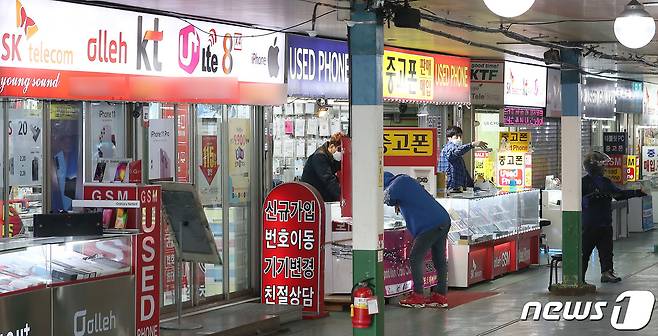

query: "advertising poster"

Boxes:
[8, 109, 42, 186]
[644, 83, 658, 125]
[50, 102, 82, 211]
[148, 119, 175, 181]
[497, 152, 532, 190]
[471, 60, 504, 106]
[499, 131, 531, 152]
[474, 150, 495, 183]
[229, 117, 251, 204]
[197, 105, 222, 205]
[604, 154, 624, 184]
[383, 228, 438, 297]
[503, 61, 547, 108]
[89, 102, 125, 181]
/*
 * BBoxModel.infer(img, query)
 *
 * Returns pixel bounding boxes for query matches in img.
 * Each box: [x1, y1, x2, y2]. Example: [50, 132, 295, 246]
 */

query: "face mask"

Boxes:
[451, 138, 463, 145]
[333, 151, 343, 162]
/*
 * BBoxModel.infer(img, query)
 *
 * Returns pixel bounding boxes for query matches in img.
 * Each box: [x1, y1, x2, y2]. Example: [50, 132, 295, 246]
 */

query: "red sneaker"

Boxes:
[399, 292, 426, 308]
[425, 293, 448, 308]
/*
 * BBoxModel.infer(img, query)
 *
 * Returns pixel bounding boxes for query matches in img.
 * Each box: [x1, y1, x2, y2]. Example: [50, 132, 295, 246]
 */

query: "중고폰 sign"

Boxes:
[383, 127, 437, 167]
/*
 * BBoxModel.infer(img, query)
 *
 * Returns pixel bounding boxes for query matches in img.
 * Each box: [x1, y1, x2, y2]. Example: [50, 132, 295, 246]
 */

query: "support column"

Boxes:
[554, 49, 595, 294]
[349, 2, 384, 335]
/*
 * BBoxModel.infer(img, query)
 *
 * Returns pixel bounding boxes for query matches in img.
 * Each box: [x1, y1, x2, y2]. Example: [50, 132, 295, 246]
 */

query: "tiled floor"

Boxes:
[281, 230, 658, 336]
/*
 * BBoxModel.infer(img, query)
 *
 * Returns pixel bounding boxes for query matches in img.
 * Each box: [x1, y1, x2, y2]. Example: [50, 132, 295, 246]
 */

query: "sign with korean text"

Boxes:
[0, 0, 286, 104]
[433, 54, 470, 104]
[616, 80, 643, 114]
[383, 127, 437, 167]
[383, 228, 437, 297]
[471, 60, 504, 106]
[200, 135, 219, 184]
[502, 106, 544, 127]
[499, 131, 531, 152]
[504, 61, 547, 108]
[383, 48, 434, 102]
[497, 152, 532, 190]
[262, 182, 326, 318]
[603, 132, 627, 155]
[474, 150, 495, 182]
[626, 155, 638, 182]
[582, 76, 616, 120]
[604, 154, 624, 184]
[287, 35, 349, 99]
[642, 146, 658, 177]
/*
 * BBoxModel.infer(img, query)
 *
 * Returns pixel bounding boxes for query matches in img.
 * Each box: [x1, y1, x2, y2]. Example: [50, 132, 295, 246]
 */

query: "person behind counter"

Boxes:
[438, 126, 488, 192]
[383, 171, 450, 309]
[582, 151, 646, 283]
[301, 132, 344, 202]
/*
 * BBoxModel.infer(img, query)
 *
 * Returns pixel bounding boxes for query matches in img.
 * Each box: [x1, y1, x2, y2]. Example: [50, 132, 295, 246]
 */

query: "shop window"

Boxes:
[196, 104, 223, 300]
[49, 101, 83, 212]
[86, 102, 128, 182]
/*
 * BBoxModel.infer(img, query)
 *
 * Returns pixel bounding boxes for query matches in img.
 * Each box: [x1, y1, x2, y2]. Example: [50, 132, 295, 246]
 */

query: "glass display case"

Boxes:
[0, 235, 133, 295]
[438, 190, 540, 245]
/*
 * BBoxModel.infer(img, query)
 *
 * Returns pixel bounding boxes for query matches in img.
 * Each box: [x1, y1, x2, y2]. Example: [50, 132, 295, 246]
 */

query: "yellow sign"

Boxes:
[382, 49, 434, 102]
[474, 151, 495, 182]
[497, 152, 532, 190]
[499, 132, 531, 152]
[625, 155, 638, 182]
[383, 129, 434, 157]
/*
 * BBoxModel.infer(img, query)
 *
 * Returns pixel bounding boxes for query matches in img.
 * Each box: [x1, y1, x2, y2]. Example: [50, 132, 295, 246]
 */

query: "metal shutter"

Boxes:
[519, 120, 561, 189]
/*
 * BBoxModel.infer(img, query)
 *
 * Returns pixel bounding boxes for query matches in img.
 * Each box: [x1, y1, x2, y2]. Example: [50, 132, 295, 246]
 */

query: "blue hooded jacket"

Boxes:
[383, 172, 451, 237]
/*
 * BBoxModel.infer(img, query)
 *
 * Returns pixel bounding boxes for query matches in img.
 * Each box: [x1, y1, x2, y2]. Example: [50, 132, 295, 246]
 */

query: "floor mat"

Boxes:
[447, 291, 498, 308]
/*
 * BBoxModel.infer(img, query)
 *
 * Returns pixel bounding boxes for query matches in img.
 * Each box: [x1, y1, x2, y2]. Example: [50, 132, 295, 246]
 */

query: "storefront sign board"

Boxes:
[503, 61, 547, 108]
[0, 0, 286, 104]
[471, 60, 504, 106]
[383, 47, 470, 104]
[626, 155, 638, 182]
[383, 127, 437, 167]
[603, 132, 627, 155]
[502, 106, 544, 127]
[262, 182, 326, 318]
[616, 80, 643, 114]
[604, 154, 624, 184]
[499, 131, 531, 152]
[52, 276, 135, 336]
[0, 288, 51, 336]
[497, 152, 532, 190]
[135, 185, 161, 335]
[642, 146, 658, 177]
[287, 35, 348, 99]
[582, 76, 616, 120]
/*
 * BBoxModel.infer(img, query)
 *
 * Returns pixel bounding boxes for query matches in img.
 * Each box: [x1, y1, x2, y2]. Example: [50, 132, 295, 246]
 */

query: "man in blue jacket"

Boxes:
[438, 126, 488, 192]
[582, 151, 645, 283]
[384, 172, 451, 308]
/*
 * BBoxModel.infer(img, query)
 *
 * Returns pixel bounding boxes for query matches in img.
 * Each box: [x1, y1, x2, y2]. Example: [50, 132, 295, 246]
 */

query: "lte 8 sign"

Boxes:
[262, 182, 326, 318]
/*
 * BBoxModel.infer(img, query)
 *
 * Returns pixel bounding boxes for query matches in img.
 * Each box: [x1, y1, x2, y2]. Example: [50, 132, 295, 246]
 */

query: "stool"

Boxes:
[548, 254, 562, 290]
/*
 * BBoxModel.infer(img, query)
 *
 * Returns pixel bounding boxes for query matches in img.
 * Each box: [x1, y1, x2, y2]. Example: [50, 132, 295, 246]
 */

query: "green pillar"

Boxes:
[349, 1, 385, 335]
[554, 49, 594, 294]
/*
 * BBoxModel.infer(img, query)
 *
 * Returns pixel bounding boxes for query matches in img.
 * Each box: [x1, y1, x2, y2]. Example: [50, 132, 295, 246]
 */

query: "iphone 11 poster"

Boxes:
[148, 119, 175, 181]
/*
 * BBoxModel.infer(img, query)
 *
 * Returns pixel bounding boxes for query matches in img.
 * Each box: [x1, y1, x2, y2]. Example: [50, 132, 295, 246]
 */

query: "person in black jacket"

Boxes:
[582, 151, 646, 283]
[301, 132, 343, 202]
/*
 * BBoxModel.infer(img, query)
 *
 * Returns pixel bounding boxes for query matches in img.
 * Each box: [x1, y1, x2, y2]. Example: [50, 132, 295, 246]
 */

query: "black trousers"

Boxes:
[582, 225, 614, 277]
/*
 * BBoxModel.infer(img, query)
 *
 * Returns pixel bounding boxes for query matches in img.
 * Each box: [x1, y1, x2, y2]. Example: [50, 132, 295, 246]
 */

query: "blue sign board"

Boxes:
[287, 34, 349, 99]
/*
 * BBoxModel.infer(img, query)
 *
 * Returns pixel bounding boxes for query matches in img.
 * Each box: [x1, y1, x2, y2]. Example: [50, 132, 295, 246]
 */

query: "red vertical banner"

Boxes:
[176, 104, 190, 183]
[492, 242, 515, 277]
[136, 185, 161, 335]
[262, 182, 327, 319]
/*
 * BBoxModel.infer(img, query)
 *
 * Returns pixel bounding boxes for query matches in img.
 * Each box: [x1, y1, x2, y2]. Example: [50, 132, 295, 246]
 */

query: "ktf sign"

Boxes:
[262, 182, 326, 319]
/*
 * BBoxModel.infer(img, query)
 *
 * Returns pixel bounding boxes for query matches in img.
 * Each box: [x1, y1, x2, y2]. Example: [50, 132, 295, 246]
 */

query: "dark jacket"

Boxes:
[383, 173, 451, 237]
[301, 145, 341, 202]
[582, 174, 642, 228]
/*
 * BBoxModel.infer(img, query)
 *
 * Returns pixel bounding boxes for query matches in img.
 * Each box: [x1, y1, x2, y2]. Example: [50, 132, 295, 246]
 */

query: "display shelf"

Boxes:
[0, 234, 134, 296]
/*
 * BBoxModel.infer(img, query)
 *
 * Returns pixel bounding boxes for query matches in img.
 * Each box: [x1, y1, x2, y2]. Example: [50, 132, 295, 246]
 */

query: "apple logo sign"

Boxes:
[268, 37, 280, 78]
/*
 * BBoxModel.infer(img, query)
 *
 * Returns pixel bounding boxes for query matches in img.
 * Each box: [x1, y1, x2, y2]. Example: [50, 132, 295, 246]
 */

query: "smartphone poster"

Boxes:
[148, 119, 175, 181]
[50, 102, 82, 211]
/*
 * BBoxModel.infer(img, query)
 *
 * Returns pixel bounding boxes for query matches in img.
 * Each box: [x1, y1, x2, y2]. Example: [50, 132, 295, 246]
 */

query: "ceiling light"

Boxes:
[614, 0, 656, 49]
[482, 0, 535, 18]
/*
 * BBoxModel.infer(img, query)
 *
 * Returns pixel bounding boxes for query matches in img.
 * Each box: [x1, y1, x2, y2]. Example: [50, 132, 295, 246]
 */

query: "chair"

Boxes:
[548, 254, 563, 290]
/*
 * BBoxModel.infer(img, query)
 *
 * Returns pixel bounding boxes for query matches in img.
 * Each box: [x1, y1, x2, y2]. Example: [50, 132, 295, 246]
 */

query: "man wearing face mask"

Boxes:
[582, 151, 646, 283]
[438, 126, 488, 192]
[301, 132, 344, 202]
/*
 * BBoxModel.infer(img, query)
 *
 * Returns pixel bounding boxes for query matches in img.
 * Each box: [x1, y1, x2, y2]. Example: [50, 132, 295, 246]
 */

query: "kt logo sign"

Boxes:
[136, 16, 163, 71]
[521, 290, 656, 331]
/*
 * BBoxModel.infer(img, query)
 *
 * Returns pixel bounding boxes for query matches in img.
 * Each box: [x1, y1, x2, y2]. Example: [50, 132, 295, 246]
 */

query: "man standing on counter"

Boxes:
[383, 172, 451, 308]
[438, 126, 488, 192]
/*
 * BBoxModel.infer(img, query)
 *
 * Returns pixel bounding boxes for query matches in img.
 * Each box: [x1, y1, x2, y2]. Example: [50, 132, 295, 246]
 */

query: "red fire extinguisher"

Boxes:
[351, 278, 375, 329]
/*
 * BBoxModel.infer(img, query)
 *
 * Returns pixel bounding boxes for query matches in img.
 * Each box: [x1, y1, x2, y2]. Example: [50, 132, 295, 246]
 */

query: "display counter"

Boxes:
[324, 190, 542, 295]
[0, 234, 136, 336]
[438, 190, 541, 287]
